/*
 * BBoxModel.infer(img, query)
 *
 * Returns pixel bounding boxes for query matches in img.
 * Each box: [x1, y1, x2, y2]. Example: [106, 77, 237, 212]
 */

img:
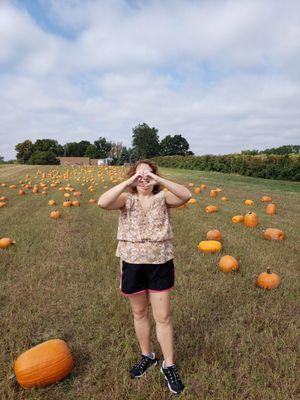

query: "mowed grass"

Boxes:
[0, 164, 299, 400]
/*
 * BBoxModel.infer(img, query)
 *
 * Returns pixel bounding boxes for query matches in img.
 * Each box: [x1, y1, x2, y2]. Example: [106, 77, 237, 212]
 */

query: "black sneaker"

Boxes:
[129, 353, 158, 378]
[160, 361, 185, 395]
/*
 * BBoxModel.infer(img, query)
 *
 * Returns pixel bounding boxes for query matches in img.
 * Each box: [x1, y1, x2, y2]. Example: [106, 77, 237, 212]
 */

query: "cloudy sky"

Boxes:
[0, 0, 299, 160]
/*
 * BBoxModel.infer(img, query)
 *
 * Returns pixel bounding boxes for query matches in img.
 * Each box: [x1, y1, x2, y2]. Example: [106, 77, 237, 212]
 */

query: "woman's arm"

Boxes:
[98, 181, 129, 210]
[161, 177, 192, 207]
[143, 171, 192, 207]
[98, 171, 143, 210]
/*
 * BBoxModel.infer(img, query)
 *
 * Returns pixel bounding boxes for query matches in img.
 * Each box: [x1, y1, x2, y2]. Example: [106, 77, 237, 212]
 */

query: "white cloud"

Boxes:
[0, 0, 299, 160]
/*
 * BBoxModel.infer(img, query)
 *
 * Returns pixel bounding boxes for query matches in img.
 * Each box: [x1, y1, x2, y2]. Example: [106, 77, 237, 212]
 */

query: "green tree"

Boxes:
[64, 142, 81, 156]
[132, 123, 161, 158]
[15, 140, 35, 164]
[128, 147, 139, 164]
[241, 149, 259, 155]
[118, 147, 130, 165]
[78, 140, 91, 156]
[160, 134, 191, 156]
[94, 137, 112, 158]
[28, 150, 59, 165]
[34, 139, 63, 156]
[261, 145, 300, 155]
[0, 155, 4, 164]
[85, 144, 100, 159]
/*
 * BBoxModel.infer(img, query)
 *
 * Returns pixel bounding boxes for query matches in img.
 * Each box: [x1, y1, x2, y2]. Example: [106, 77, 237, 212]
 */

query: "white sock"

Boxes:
[163, 360, 175, 368]
[143, 352, 155, 359]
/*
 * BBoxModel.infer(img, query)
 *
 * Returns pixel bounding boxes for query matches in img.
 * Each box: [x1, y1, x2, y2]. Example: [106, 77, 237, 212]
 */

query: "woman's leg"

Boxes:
[149, 291, 174, 366]
[129, 291, 153, 355]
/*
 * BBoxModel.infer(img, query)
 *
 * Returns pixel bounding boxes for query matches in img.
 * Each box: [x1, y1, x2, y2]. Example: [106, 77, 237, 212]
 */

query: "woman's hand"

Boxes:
[126, 171, 144, 188]
[142, 170, 162, 186]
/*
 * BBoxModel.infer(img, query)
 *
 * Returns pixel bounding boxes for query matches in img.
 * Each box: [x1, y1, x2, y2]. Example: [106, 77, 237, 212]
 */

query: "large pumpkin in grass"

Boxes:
[0, 237, 15, 249]
[197, 240, 222, 252]
[50, 210, 61, 219]
[244, 211, 258, 227]
[206, 230, 222, 241]
[244, 199, 254, 206]
[219, 255, 239, 273]
[263, 228, 285, 241]
[256, 267, 281, 289]
[13, 339, 73, 388]
[266, 204, 276, 215]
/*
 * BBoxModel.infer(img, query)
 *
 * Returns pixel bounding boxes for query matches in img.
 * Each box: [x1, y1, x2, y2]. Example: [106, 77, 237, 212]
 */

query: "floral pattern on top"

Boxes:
[115, 190, 175, 264]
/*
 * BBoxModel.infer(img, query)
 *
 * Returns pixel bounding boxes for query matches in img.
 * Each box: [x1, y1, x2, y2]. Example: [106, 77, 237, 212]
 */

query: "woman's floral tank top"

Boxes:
[115, 190, 175, 264]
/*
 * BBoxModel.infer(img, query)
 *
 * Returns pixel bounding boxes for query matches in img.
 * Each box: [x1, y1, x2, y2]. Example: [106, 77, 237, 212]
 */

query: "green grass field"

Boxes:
[1, 164, 299, 400]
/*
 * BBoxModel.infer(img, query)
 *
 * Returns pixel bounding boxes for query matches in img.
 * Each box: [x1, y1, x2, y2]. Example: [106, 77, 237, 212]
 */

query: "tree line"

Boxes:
[3, 123, 192, 165]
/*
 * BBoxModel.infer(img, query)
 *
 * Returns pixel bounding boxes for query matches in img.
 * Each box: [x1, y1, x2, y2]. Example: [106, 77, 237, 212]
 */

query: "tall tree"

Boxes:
[15, 140, 35, 164]
[85, 144, 99, 159]
[118, 147, 130, 165]
[94, 137, 112, 158]
[109, 142, 124, 161]
[34, 139, 62, 155]
[132, 123, 161, 158]
[160, 134, 191, 156]
[78, 140, 91, 157]
[64, 142, 81, 157]
[28, 150, 59, 165]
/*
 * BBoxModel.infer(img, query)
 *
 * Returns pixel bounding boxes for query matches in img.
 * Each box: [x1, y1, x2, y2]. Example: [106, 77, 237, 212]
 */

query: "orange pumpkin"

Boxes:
[256, 267, 281, 289]
[263, 228, 285, 241]
[205, 205, 218, 213]
[89, 199, 97, 204]
[210, 190, 218, 197]
[194, 187, 201, 194]
[244, 211, 258, 227]
[188, 198, 197, 204]
[63, 200, 72, 207]
[200, 184, 206, 189]
[261, 196, 272, 202]
[219, 255, 239, 273]
[48, 200, 56, 206]
[244, 199, 254, 206]
[221, 196, 227, 201]
[197, 240, 222, 252]
[266, 204, 276, 215]
[18, 189, 26, 195]
[0, 237, 15, 249]
[13, 339, 73, 388]
[232, 215, 244, 223]
[50, 210, 61, 219]
[72, 200, 80, 206]
[206, 229, 222, 241]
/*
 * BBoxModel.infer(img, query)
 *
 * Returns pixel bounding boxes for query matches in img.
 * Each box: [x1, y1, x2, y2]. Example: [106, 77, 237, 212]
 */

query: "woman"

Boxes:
[98, 159, 191, 395]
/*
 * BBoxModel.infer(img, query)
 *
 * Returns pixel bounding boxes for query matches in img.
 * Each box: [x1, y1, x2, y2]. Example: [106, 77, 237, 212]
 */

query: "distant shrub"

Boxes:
[150, 154, 300, 181]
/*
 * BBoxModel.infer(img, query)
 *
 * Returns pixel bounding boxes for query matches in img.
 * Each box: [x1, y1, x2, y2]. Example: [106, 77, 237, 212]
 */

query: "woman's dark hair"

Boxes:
[126, 159, 162, 194]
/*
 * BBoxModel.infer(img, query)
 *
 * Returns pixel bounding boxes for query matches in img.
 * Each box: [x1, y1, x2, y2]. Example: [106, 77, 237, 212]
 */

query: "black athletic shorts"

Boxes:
[119, 258, 175, 296]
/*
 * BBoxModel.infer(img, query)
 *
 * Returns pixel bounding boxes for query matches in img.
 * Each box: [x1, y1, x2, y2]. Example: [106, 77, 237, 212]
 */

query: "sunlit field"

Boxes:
[1, 164, 299, 400]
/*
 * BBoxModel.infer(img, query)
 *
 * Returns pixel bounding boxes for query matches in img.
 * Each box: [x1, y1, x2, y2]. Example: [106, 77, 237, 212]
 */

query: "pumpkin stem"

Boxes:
[267, 267, 271, 274]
